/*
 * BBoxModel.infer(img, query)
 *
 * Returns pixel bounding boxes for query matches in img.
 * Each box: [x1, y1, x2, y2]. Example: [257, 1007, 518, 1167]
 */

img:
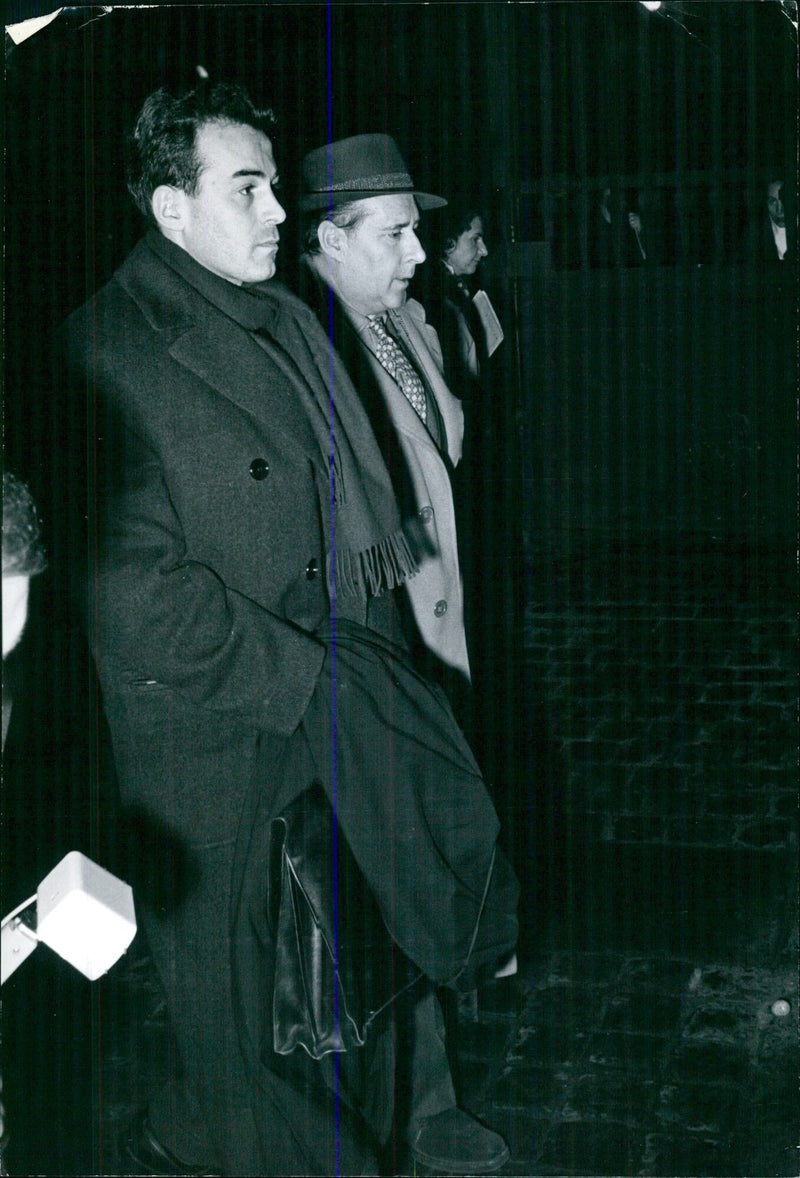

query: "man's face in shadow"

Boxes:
[767, 181, 785, 229]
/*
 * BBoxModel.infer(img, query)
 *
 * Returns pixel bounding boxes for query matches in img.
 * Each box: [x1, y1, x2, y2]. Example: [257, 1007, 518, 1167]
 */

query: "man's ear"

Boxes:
[317, 220, 347, 260]
[151, 185, 188, 233]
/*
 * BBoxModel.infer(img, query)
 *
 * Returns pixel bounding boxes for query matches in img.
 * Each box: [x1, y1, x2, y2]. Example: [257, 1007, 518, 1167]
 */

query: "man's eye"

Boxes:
[240, 185, 254, 196]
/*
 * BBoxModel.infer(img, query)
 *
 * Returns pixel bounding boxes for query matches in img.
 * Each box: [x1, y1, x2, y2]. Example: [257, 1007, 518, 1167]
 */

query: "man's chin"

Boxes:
[242, 256, 278, 285]
[252, 262, 277, 283]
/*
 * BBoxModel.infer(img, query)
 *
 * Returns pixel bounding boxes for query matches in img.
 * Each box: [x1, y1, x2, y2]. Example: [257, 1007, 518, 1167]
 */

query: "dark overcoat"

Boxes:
[60, 232, 517, 1174]
[60, 232, 381, 1174]
[63, 236, 341, 842]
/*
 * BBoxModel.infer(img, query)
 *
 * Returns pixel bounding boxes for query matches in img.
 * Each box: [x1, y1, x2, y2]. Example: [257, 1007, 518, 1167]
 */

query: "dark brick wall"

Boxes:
[523, 538, 796, 861]
[510, 536, 797, 972]
[511, 258, 796, 914]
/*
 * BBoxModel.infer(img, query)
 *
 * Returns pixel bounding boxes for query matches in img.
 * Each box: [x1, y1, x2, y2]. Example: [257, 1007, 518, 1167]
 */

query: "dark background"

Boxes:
[4, 1, 796, 540]
[2, 3, 796, 1173]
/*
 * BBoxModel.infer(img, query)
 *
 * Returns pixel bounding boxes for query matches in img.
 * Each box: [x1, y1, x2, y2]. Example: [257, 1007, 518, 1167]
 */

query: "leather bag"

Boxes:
[268, 781, 422, 1060]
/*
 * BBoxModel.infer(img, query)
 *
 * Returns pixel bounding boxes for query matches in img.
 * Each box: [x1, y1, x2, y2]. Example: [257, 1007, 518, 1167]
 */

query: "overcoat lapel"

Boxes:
[117, 238, 321, 460]
[390, 305, 464, 468]
[362, 344, 441, 455]
[168, 316, 320, 462]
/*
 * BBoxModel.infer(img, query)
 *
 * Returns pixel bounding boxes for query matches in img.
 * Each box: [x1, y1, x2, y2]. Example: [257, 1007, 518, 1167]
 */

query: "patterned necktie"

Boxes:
[367, 315, 427, 424]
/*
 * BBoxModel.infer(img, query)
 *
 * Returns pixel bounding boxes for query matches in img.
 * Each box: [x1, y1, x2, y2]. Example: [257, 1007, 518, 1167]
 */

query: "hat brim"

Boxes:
[300, 188, 447, 212]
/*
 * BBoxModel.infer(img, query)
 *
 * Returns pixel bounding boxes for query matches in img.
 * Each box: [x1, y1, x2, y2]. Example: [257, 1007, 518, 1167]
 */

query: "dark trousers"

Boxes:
[143, 841, 458, 1176]
[143, 836, 377, 1176]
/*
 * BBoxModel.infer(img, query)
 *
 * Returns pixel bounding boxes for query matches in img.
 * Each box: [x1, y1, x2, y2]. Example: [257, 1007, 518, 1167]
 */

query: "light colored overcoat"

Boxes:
[358, 298, 471, 682]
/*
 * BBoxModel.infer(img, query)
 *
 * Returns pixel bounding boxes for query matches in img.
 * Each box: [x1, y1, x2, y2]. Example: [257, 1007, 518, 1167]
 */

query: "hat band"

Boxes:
[323, 171, 413, 193]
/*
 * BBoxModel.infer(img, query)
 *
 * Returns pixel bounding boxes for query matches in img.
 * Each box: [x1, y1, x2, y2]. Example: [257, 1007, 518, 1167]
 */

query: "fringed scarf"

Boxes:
[245, 288, 425, 601]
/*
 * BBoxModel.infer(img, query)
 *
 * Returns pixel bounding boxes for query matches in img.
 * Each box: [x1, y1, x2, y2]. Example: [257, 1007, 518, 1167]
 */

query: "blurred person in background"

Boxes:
[2, 471, 47, 1176]
[590, 185, 648, 267]
[423, 203, 503, 406]
[764, 177, 789, 259]
[2, 471, 47, 746]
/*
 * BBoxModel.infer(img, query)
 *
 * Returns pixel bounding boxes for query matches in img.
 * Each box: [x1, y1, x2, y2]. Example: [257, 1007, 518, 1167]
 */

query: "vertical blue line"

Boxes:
[325, 3, 342, 1174]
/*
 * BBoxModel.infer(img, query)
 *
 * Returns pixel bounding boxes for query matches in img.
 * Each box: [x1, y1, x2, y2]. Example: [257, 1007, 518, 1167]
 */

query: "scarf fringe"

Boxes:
[329, 527, 419, 598]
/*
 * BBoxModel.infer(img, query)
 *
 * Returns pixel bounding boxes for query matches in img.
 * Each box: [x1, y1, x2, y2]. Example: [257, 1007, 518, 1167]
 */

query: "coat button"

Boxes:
[419, 505, 434, 523]
[305, 558, 319, 581]
[249, 457, 269, 481]
[434, 599, 448, 617]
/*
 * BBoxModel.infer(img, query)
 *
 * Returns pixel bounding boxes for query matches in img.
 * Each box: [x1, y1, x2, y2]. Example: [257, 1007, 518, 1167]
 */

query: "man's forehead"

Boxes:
[196, 120, 275, 174]
[359, 193, 420, 226]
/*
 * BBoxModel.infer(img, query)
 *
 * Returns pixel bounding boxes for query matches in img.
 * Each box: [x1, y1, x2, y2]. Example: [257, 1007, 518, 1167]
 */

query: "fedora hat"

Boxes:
[300, 133, 446, 212]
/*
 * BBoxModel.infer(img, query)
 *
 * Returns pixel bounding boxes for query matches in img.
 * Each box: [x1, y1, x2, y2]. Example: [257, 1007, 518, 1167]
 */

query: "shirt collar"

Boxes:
[771, 221, 787, 258]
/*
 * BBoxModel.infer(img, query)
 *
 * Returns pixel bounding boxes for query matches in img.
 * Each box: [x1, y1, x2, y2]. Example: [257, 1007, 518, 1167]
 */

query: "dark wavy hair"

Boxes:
[436, 202, 486, 259]
[3, 472, 46, 578]
[126, 82, 277, 224]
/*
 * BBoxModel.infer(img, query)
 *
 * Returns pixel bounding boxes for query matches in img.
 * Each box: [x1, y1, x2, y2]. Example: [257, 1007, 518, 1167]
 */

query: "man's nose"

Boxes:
[259, 191, 286, 224]
[478, 240, 488, 258]
[408, 231, 426, 264]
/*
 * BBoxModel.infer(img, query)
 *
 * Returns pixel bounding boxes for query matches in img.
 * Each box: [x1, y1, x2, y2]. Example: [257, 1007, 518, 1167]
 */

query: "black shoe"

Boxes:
[121, 1111, 221, 1177]
[408, 1107, 510, 1174]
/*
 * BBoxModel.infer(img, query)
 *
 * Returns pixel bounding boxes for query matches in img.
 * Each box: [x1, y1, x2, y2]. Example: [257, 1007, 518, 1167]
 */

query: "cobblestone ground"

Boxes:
[6, 538, 797, 1177]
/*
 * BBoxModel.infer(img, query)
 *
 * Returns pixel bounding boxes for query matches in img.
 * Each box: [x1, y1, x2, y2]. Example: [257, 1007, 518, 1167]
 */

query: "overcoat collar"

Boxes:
[115, 233, 321, 454]
[142, 228, 280, 332]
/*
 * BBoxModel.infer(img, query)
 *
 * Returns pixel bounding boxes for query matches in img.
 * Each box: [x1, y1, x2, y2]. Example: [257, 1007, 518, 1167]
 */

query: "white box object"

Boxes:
[36, 852, 136, 980]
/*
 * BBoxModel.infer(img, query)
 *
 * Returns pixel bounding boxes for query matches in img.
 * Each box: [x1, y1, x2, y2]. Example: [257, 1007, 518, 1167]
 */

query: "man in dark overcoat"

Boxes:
[60, 83, 517, 1176]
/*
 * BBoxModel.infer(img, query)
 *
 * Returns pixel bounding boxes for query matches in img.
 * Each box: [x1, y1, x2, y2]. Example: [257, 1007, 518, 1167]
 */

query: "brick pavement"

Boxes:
[452, 948, 797, 1177]
[94, 928, 798, 1176]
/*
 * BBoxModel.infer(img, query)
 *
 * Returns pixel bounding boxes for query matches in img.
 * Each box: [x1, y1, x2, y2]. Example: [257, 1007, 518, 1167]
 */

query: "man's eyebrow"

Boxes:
[230, 168, 277, 180]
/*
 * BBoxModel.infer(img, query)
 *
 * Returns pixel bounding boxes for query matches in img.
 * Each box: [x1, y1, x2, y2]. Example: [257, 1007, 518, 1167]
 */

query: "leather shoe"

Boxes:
[408, 1107, 510, 1174]
[121, 1111, 221, 1177]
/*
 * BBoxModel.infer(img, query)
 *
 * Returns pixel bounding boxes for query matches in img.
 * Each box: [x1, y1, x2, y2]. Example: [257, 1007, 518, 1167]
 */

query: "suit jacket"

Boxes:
[422, 263, 487, 401]
[302, 266, 470, 686]
[759, 213, 790, 261]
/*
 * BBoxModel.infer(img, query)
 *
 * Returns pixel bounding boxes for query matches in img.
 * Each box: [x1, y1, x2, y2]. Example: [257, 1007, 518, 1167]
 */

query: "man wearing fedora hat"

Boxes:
[300, 133, 512, 1175]
[300, 133, 472, 703]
